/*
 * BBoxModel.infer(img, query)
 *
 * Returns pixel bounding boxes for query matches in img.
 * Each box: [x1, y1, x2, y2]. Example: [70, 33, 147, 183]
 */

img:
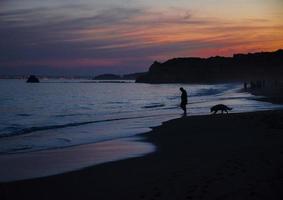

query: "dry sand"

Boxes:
[1, 110, 283, 200]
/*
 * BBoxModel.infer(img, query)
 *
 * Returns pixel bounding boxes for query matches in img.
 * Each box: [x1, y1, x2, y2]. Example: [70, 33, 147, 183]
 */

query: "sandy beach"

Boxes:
[1, 110, 283, 200]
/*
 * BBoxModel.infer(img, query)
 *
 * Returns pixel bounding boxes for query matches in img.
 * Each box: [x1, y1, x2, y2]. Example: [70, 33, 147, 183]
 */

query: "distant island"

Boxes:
[93, 74, 121, 80]
[136, 49, 283, 83]
[26, 75, 40, 83]
[94, 72, 146, 80]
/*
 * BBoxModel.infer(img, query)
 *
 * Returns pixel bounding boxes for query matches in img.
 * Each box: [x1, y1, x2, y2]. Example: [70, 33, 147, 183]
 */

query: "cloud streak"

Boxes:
[0, 2, 283, 75]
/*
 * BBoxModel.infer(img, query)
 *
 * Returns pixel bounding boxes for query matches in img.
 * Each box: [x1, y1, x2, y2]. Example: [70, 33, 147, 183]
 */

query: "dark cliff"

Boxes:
[136, 49, 283, 83]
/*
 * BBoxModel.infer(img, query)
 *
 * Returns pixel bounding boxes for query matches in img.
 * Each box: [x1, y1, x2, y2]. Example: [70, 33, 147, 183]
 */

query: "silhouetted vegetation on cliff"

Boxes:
[136, 49, 283, 83]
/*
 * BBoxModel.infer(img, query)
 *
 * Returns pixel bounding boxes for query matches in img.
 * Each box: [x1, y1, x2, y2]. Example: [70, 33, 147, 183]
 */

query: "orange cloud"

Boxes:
[78, 9, 283, 59]
[1, 3, 282, 74]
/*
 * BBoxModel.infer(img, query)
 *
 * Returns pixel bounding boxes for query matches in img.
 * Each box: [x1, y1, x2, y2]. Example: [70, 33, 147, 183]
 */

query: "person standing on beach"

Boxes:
[180, 87, 188, 115]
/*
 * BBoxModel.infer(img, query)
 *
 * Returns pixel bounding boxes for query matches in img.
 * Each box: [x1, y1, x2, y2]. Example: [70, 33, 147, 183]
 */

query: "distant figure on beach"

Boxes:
[244, 82, 247, 91]
[180, 87, 188, 115]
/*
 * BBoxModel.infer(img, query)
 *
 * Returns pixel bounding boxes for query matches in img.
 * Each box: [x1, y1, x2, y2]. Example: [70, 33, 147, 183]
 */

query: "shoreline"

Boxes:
[1, 109, 283, 199]
[0, 137, 155, 182]
[253, 96, 283, 105]
[0, 107, 282, 182]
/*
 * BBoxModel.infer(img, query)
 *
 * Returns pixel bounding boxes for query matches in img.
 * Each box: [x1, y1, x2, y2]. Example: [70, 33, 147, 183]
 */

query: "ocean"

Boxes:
[0, 79, 282, 155]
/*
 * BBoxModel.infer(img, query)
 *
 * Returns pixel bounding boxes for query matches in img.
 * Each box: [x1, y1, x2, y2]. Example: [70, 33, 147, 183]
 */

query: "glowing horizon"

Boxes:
[0, 0, 283, 75]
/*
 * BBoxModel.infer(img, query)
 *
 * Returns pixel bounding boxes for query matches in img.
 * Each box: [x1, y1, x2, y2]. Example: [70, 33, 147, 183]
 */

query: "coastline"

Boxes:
[251, 91, 283, 105]
[1, 109, 283, 199]
[0, 137, 155, 182]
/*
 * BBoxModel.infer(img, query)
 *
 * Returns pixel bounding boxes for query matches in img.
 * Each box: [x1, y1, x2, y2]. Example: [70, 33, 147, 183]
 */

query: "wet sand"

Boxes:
[0, 137, 155, 182]
[1, 110, 283, 200]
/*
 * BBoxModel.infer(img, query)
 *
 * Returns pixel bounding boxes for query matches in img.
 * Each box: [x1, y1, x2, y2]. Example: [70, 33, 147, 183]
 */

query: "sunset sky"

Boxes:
[0, 0, 283, 76]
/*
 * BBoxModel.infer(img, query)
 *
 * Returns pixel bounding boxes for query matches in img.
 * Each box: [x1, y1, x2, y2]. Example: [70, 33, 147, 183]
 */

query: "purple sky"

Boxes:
[0, 0, 283, 76]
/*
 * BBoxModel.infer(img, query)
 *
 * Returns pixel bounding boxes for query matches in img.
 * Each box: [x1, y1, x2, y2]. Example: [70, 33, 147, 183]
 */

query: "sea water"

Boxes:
[0, 79, 282, 155]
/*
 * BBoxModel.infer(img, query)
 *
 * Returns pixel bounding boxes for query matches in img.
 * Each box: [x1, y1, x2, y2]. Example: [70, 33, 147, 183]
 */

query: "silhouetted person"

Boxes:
[250, 81, 256, 89]
[262, 80, 265, 88]
[256, 80, 262, 89]
[244, 82, 247, 91]
[180, 87, 188, 115]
